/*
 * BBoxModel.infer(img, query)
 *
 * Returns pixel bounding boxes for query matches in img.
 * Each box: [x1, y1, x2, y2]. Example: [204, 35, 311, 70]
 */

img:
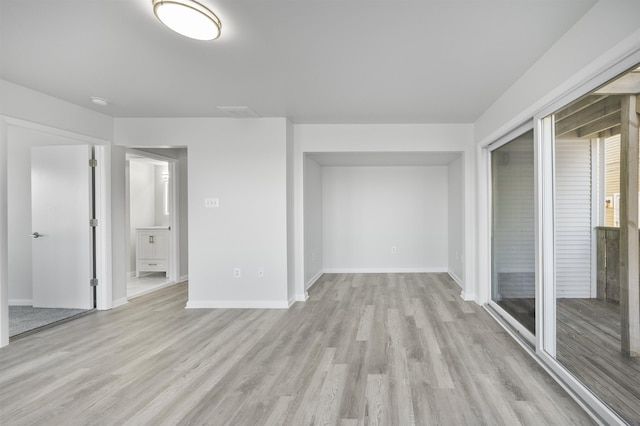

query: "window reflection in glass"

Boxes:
[491, 129, 536, 335]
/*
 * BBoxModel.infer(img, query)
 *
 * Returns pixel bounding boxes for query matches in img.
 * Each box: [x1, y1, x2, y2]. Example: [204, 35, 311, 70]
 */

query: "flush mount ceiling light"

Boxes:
[90, 96, 109, 107]
[152, 0, 221, 41]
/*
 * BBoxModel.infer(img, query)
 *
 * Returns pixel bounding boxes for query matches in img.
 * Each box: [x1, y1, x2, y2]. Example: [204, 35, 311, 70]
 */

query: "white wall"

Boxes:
[323, 166, 448, 272]
[1, 115, 8, 347]
[303, 156, 323, 287]
[448, 156, 464, 286]
[154, 164, 170, 227]
[177, 150, 189, 280]
[114, 118, 290, 308]
[286, 120, 296, 303]
[293, 123, 475, 300]
[110, 146, 127, 305]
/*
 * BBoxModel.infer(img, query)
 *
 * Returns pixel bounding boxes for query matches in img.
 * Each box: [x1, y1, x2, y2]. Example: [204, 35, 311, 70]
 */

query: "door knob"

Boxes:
[29, 232, 41, 239]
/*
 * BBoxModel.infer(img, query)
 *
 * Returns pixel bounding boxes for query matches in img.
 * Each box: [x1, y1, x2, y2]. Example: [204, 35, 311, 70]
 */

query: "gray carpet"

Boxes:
[9, 306, 89, 337]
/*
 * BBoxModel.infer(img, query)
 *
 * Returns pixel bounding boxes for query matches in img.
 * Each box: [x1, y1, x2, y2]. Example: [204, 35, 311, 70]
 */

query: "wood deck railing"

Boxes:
[596, 226, 640, 304]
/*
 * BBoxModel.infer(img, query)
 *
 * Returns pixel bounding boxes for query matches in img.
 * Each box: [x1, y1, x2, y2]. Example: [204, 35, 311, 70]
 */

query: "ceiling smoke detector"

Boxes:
[217, 106, 261, 118]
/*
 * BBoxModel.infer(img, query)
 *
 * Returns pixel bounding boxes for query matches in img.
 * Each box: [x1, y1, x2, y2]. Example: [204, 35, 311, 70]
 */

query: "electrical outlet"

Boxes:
[258, 267, 264, 277]
[205, 198, 219, 208]
[391, 246, 397, 254]
[233, 268, 241, 278]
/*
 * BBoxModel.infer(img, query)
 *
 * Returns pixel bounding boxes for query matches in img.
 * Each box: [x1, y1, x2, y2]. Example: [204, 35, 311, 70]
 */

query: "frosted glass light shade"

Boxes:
[153, 0, 221, 41]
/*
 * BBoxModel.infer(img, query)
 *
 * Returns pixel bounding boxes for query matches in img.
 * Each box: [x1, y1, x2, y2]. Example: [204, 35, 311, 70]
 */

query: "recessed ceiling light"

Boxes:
[153, 0, 221, 41]
[90, 97, 109, 107]
[217, 106, 261, 118]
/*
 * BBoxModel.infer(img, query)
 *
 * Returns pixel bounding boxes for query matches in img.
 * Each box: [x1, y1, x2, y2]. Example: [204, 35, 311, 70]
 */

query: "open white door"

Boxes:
[31, 145, 93, 309]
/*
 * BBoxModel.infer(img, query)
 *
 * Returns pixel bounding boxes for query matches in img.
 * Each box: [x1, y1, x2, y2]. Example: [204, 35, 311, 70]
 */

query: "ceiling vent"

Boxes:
[217, 106, 261, 118]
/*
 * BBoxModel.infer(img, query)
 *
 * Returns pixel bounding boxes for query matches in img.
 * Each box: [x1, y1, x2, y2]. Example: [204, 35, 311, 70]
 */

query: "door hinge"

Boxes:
[89, 159, 97, 167]
[90, 218, 98, 227]
[90, 278, 98, 287]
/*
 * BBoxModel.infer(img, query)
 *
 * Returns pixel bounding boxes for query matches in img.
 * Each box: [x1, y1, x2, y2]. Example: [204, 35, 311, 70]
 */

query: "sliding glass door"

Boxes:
[550, 85, 640, 424]
[490, 129, 536, 337]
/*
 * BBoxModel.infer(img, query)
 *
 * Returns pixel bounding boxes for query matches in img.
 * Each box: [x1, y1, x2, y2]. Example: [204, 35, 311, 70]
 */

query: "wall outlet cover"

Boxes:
[205, 198, 219, 208]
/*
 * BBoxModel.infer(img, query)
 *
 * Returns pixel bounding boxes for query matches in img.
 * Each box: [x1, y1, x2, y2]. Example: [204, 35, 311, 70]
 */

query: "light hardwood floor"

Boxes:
[0, 273, 594, 425]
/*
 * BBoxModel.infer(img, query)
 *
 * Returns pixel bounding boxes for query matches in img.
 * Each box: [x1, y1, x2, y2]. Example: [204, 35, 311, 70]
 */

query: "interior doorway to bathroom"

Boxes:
[125, 149, 182, 299]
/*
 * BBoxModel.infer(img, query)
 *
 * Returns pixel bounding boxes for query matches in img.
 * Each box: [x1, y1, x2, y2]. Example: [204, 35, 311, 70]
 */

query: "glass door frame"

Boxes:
[534, 112, 627, 426]
[486, 121, 536, 347]
[485, 115, 626, 425]
[536, 116, 556, 358]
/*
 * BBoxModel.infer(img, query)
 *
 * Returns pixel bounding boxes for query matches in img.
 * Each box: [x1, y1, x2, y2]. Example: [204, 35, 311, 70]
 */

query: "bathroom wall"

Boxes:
[154, 164, 170, 227]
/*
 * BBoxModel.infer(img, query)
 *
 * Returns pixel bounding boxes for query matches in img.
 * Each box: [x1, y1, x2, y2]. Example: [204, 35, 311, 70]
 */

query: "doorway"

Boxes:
[7, 128, 99, 338]
[125, 149, 181, 299]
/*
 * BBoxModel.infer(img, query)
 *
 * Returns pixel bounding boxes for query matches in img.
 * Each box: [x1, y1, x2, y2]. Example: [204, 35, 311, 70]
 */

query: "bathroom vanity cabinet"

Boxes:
[136, 227, 170, 277]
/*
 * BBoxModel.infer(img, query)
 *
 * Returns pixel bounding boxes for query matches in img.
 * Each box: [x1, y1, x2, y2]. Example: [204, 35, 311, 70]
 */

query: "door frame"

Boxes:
[125, 148, 180, 289]
[0, 116, 112, 346]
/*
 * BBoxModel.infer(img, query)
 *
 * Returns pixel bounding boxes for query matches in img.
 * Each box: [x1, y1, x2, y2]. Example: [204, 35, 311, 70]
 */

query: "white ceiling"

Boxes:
[307, 151, 460, 167]
[0, 0, 597, 123]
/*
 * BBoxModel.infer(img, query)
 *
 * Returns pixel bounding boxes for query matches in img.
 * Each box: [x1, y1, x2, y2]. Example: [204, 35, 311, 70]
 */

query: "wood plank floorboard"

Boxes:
[0, 273, 594, 425]
[557, 298, 640, 425]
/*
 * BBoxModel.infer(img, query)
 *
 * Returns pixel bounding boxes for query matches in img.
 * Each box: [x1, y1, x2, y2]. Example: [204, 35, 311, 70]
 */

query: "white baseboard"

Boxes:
[295, 292, 309, 302]
[305, 271, 323, 291]
[185, 299, 290, 309]
[128, 272, 187, 282]
[460, 289, 476, 302]
[322, 267, 447, 274]
[112, 297, 129, 308]
[128, 280, 181, 300]
[8, 299, 32, 306]
[448, 271, 464, 288]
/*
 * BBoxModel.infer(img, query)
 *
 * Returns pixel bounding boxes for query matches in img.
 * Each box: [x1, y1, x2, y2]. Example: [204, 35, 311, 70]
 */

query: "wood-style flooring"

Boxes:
[557, 298, 640, 425]
[496, 295, 640, 424]
[0, 273, 594, 425]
